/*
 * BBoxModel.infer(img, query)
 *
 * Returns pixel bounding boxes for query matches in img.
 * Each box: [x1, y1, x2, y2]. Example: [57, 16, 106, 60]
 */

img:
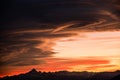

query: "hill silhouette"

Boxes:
[27, 68, 38, 74]
[0, 69, 120, 80]
[110, 74, 120, 80]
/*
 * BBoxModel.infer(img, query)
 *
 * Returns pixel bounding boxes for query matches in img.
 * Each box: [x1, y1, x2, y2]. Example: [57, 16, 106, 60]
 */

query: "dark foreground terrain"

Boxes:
[0, 69, 120, 80]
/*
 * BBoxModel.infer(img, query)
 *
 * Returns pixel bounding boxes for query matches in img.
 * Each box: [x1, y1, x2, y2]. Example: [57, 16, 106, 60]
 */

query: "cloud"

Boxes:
[86, 65, 117, 70]
[0, 25, 77, 68]
[52, 22, 76, 33]
[38, 57, 110, 71]
[2, 0, 120, 26]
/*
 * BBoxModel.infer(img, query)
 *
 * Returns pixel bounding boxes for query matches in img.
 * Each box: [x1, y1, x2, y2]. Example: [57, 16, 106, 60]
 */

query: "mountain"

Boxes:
[110, 74, 120, 80]
[89, 71, 120, 80]
[0, 69, 120, 80]
[26, 68, 38, 74]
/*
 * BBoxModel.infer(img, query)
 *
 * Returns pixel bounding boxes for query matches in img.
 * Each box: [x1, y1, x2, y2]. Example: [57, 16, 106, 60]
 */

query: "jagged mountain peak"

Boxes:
[27, 68, 38, 74]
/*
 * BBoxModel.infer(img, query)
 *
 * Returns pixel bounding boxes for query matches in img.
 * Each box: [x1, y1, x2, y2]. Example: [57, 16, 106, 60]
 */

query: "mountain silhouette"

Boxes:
[27, 68, 38, 74]
[111, 74, 120, 80]
[89, 71, 120, 80]
[0, 69, 120, 80]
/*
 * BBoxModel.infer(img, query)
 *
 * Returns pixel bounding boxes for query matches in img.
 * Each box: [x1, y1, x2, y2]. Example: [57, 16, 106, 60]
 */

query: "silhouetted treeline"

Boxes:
[0, 69, 120, 80]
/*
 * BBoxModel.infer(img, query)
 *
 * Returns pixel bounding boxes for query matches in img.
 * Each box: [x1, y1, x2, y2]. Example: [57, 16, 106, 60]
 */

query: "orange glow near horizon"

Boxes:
[1, 31, 120, 77]
[52, 31, 120, 72]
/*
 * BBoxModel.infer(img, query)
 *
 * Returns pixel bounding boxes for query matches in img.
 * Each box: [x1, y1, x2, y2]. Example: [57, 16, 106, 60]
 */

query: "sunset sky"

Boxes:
[1, 0, 120, 77]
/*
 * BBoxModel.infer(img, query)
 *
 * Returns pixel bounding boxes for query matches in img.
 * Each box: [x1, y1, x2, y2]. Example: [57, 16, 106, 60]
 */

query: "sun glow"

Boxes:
[52, 31, 120, 71]
[53, 31, 120, 58]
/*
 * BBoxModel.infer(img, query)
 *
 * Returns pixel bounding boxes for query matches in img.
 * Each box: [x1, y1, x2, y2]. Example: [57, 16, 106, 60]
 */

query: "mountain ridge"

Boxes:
[0, 69, 120, 80]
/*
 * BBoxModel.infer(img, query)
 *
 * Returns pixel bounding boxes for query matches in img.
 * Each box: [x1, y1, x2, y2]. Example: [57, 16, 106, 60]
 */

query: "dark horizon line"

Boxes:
[31, 68, 120, 72]
[1, 68, 120, 78]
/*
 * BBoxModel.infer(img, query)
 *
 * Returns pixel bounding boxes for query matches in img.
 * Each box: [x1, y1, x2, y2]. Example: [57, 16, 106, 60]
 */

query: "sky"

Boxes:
[1, 0, 120, 77]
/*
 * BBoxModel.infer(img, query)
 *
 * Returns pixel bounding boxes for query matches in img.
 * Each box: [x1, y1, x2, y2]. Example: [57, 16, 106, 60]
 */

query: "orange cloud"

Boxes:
[85, 65, 119, 72]
[52, 22, 77, 33]
[38, 58, 110, 72]
[86, 65, 117, 70]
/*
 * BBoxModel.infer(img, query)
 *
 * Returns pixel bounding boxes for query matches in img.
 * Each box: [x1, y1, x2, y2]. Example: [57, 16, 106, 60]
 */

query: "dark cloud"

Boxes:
[0, 47, 54, 66]
[2, 0, 120, 27]
[1, 0, 120, 69]
[0, 27, 76, 67]
[0, 37, 55, 66]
